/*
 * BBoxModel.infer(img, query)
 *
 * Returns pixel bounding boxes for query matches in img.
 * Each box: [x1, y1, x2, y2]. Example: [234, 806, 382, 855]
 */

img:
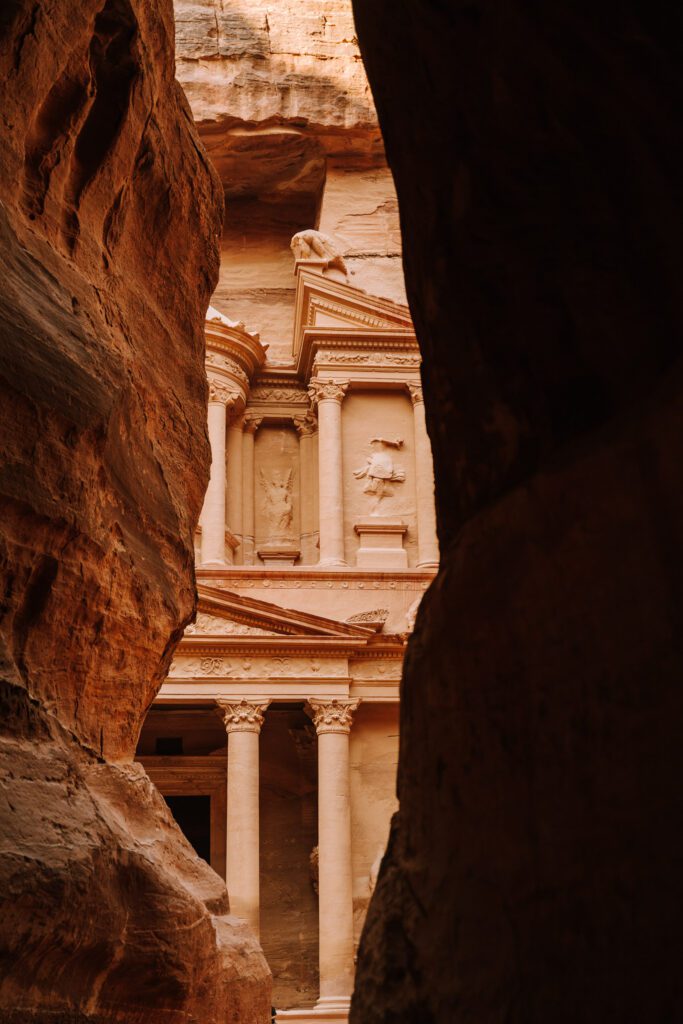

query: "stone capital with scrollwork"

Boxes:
[243, 414, 263, 435]
[215, 698, 270, 734]
[306, 697, 360, 735]
[406, 382, 424, 406]
[208, 376, 240, 408]
[307, 379, 349, 407]
[293, 411, 317, 437]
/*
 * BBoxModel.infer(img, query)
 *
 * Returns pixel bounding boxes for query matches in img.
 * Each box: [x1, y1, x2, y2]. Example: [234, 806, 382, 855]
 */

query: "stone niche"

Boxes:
[255, 423, 301, 564]
[342, 390, 418, 567]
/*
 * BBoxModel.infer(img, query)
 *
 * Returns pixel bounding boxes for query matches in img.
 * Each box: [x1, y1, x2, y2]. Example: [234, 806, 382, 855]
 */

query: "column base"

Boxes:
[354, 517, 408, 569]
[257, 544, 300, 567]
[275, 996, 350, 1022]
[416, 559, 439, 570]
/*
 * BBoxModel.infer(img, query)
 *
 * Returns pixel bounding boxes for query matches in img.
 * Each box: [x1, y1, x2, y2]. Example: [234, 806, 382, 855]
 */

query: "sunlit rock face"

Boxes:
[0, 0, 270, 1019]
[351, 3, 683, 1022]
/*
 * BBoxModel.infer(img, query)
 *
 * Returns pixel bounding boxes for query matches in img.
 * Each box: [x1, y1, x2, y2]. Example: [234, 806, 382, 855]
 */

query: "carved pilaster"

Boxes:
[306, 698, 360, 735]
[216, 698, 270, 734]
[308, 379, 349, 406]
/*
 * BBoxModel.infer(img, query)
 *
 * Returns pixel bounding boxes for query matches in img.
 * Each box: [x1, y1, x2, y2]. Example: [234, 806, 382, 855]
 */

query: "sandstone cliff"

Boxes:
[0, 0, 270, 1018]
[351, 3, 683, 1022]
[174, 0, 405, 355]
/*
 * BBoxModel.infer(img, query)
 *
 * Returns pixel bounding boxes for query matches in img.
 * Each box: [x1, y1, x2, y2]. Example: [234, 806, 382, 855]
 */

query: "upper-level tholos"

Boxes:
[197, 229, 439, 573]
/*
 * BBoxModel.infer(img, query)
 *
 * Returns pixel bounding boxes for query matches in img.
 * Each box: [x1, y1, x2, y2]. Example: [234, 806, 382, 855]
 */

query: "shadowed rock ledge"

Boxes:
[351, 3, 683, 1022]
[0, 0, 270, 1019]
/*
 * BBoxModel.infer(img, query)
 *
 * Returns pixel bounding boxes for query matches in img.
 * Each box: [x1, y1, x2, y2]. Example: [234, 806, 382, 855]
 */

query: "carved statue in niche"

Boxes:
[259, 467, 294, 540]
[353, 437, 405, 514]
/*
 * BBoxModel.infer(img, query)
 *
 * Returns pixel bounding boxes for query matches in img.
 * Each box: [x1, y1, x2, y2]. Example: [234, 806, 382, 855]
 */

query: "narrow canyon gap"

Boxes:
[0, 1, 270, 1020]
[350, 3, 683, 1022]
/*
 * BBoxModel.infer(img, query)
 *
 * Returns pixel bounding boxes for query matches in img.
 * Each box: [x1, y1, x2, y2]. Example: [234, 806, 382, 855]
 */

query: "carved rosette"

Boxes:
[215, 698, 270, 734]
[307, 379, 349, 406]
[406, 382, 424, 406]
[306, 697, 360, 735]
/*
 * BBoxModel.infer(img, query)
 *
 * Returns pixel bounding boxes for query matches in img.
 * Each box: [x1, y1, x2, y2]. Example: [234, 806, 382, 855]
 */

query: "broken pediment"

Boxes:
[185, 584, 378, 642]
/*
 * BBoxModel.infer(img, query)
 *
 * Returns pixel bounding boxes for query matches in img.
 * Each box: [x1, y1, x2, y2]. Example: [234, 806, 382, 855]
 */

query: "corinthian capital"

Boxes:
[243, 414, 262, 435]
[406, 382, 424, 406]
[306, 697, 360, 735]
[208, 377, 240, 407]
[293, 411, 317, 437]
[307, 379, 349, 406]
[215, 698, 270, 734]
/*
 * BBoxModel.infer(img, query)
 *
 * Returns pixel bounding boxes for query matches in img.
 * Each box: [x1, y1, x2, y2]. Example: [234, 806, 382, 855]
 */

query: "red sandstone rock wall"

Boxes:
[0, 1, 270, 1018]
[351, 4, 683, 1021]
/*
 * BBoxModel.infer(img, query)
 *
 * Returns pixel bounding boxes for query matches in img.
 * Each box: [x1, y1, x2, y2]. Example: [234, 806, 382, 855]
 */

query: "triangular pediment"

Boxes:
[182, 584, 376, 642]
[293, 268, 414, 359]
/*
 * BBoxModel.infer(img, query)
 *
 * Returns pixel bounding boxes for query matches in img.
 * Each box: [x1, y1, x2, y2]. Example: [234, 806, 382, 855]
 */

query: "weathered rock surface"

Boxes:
[351, 3, 683, 1021]
[0, 0, 269, 1018]
[174, 0, 405, 355]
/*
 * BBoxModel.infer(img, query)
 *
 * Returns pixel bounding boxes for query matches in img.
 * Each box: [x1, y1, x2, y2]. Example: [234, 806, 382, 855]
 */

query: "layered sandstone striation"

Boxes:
[351, 3, 683, 1022]
[174, 0, 405, 356]
[0, 0, 269, 1019]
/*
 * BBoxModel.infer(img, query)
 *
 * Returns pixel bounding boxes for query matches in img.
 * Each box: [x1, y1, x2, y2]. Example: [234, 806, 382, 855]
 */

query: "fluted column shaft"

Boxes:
[226, 414, 244, 558]
[409, 384, 440, 568]
[216, 699, 270, 937]
[307, 698, 359, 1010]
[308, 380, 348, 566]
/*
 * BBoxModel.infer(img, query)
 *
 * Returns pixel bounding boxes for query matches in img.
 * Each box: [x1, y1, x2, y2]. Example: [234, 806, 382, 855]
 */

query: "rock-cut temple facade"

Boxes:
[134, 1, 439, 1018]
[136, 233, 438, 1018]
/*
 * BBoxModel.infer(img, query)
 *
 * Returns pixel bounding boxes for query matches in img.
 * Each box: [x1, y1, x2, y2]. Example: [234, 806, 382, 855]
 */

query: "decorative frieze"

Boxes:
[169, 656, 349, 679]
[314, 350, 421, 366]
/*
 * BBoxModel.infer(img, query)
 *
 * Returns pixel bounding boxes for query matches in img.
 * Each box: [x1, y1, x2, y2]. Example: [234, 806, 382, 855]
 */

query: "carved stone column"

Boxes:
[308, 380, 349, 566]
[307, 697, 360, 1012]
[294, 411, 318, 564]
[226, 413, 244, 561]
[408, 383, 440, 568]
[200, 380, 237, 566]
[216, 698, 270, 937]
[242, 415, 261, 566]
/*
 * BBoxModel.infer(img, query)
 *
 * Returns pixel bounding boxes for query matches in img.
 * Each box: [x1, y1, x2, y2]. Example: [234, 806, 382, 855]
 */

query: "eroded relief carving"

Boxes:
[346, 609, 390, 625]
[185, 613, 275, 637]
[169, 656, 349, 679]
[354, 437, 406, 513]
[207, 377, 240, 406]
[259, 468, 294, 540]
[291, 229, 347, 275]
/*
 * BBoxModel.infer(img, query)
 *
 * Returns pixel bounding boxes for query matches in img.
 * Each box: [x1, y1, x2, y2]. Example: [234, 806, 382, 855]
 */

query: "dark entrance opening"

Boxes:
[164, 795, 211, 865]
